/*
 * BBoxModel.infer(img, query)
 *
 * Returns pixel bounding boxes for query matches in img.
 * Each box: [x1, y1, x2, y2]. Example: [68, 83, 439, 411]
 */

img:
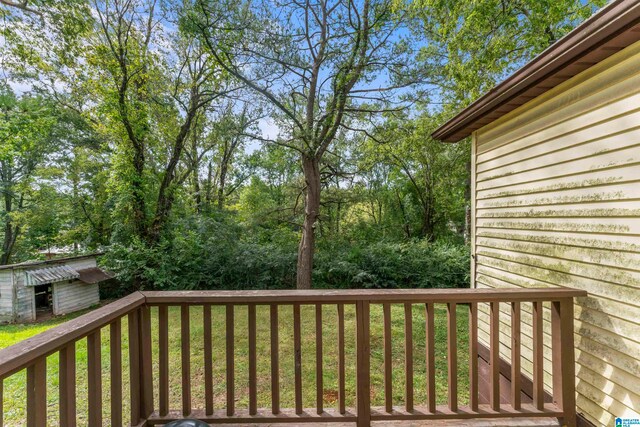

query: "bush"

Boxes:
[313, 240, 470, 289]
[102, 217, 298, 295]
[102, 218, 470, 295]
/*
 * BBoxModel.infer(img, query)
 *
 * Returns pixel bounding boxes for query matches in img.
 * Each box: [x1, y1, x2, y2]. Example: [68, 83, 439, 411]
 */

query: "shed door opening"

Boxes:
[34, 283, 52, 317]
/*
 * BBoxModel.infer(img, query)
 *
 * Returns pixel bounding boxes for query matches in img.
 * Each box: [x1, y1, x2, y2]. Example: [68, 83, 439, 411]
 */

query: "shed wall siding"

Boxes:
[0, 271, 13, 322]
[52, 281, 99, 315]
[14, 271, 34, 322]
[473, 40, 640, 426]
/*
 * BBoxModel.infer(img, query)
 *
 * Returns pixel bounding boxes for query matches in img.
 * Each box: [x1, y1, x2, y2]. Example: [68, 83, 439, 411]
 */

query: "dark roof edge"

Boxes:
[432, 0, 640, 142]
[0, 253, 105, 271]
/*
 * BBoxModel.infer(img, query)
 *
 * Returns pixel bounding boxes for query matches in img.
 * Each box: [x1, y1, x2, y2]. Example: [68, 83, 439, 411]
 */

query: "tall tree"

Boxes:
[88, 0, 235, 244]
[188, 0, 421, 288]
[0, 87, 58, 264]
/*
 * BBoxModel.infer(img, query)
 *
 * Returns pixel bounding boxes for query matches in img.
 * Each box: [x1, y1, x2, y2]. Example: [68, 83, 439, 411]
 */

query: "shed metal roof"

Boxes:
[25, 265, 80, 286]
[432, 0, 640, 142]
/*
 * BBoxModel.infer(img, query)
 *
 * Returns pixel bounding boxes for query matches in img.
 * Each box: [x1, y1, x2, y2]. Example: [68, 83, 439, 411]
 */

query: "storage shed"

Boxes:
[433, 1, 640, 426]
[0, 254, 112, 323]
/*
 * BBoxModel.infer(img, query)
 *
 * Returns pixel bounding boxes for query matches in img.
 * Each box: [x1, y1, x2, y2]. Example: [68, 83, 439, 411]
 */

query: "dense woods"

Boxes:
[0, 0, 605, 292]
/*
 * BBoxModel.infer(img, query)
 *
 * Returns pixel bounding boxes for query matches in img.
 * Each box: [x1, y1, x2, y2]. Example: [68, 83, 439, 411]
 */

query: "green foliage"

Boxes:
[0, 0, 604, 291]
[410, 0, 607, 105]
[102, 215, 469, 295]
[103, 216, 299, 293]
[314, 240, 470, 289]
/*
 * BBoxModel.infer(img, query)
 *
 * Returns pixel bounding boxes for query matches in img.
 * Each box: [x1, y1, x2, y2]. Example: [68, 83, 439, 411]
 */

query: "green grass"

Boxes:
[0, 303, 469, 426]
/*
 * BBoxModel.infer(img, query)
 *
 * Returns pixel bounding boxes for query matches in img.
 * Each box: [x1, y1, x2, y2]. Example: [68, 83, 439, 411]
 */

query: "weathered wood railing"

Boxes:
[0, 288, 585, 426]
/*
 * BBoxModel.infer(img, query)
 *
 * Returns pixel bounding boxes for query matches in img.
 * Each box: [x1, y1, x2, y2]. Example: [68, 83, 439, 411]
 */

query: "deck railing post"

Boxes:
[551, 298, 577, 427]
[356, 300, 371, 427]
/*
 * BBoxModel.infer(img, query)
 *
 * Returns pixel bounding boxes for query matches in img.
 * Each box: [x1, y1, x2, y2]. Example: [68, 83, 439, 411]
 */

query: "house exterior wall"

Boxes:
[472, 40, 640, 426]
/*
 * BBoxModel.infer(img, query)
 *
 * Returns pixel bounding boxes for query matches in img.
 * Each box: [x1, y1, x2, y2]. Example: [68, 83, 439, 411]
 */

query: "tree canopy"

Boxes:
[0, 0, 606, 291]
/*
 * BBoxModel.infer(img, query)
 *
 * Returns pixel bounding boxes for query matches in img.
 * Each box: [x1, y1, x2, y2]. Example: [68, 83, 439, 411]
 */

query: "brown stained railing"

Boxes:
[0, 288, 585, 427]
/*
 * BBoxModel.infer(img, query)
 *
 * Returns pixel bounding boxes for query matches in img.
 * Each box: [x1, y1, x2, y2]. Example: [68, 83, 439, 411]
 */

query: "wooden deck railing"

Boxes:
[0, 288, 585, 426]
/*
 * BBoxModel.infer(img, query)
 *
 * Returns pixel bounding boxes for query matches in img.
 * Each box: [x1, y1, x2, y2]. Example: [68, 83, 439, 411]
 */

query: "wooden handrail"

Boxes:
[142, 288, 586, 304]
[0, 292, 145, 379]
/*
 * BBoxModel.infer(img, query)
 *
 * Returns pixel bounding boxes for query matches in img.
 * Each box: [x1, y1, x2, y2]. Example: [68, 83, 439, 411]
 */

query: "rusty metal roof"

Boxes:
[25, 265, 80, 286]
[77, 267, 114, 284]
[432, 0, 640, 142]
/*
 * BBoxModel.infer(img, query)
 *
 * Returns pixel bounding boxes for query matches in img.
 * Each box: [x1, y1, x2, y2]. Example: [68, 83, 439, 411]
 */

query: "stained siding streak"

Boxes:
[473, 40, 640, 427]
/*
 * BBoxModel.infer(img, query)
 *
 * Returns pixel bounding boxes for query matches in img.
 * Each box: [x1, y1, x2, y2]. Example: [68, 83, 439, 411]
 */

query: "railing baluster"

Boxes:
[139, 305, 154, 418]
[447, 302, 458, 412]
[203, 304, 214, 415]
[356, 300, 371, 427]
[552, 299, 577, 427]
[533, 301, 544, 410]
[511, 302, 522, 410]
[226, 303, 235, 416]
[293, 303, 303, 415]
[425, 302, 435, 413]
[469, 302, 478, 412]
[158, 305, 169, 416]
[26, 358, 46, 427]
[404, 303, 414, 412]
[181, 304, 191, 416]
[383, 303, 392, 413]
[270, 304, 280, 414]
[59, 343, 76, 427]
[110, 319, 123, 427]
[87, 330, 102, 426]
[248, 303, 258, 415]
[0, 378, 3, 426]
[337, 303, 346, 415]
[128, 310, 141, 424]
[490, 302, 500, 411]
[315, 303, 323, 414]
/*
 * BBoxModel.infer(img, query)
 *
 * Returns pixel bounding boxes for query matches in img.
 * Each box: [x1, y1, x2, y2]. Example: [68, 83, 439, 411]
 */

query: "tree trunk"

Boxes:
[149, 105, 197, 242]
[421, 205, 435, 242]
[1, 221, 14, 266]
[420, 188, 435, 242]
[296, 155, 321, 289]
[204, 161, 213, 210]
[1, 191, 20, 265]
[193, 170, 202, 213]
[217, 158, 228, 209]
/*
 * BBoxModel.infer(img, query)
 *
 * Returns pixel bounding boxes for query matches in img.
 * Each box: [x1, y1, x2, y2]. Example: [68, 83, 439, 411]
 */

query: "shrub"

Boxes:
[313, 240, 470, 289]
[102, 218, 470, 295]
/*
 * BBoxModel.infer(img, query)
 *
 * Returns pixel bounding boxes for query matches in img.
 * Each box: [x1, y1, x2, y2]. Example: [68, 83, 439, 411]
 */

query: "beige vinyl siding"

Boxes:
[473, 39, 640, 427]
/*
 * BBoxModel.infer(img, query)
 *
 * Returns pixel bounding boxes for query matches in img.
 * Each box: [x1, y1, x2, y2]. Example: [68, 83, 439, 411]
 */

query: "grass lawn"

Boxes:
[0, 303, 469, 426]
